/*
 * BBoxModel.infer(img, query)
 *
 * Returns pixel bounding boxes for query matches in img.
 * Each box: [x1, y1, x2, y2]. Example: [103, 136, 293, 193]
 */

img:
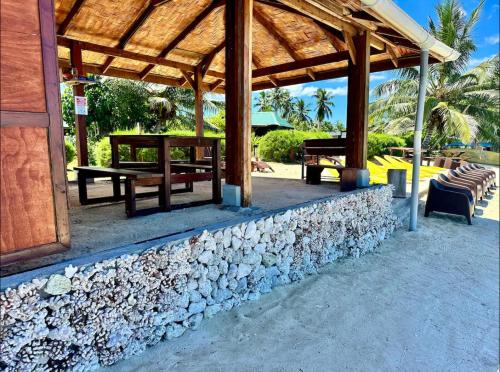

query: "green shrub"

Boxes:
[367, 133, 406, 159]
[258, 130, 330, 162]
[65, 139, 76, 164]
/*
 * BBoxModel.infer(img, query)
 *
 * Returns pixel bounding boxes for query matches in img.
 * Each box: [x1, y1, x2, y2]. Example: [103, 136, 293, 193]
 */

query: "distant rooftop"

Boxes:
[251, 111, 293, 129]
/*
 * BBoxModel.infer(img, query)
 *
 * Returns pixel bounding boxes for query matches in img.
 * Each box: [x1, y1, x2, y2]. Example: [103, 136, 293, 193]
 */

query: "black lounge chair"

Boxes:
[425, 179, 474, 225]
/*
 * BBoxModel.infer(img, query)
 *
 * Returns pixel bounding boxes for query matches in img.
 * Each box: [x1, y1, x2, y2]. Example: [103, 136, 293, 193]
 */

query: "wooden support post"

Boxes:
[194, 65, 204, 159]
[345, 31, 370, 169]
[225, 0, 253, 207]
[69, 41, 89, 166]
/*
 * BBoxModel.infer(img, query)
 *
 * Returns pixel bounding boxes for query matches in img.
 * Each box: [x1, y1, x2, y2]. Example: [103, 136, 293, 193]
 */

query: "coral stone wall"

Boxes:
[0, 187, 399, 371]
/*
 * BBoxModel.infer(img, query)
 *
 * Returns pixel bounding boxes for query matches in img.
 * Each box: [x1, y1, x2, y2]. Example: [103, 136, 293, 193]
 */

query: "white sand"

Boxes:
[105, 171, 499, 372]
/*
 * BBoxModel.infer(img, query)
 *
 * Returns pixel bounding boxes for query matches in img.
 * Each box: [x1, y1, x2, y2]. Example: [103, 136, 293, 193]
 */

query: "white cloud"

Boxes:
[370, 73, 387, 81]
[284, 84, 348, 97]
[468, 54, 496, 68]
[485, 34, 500, 45]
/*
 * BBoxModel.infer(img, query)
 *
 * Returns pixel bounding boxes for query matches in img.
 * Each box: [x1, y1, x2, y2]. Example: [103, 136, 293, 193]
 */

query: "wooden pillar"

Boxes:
[225, 0, 253, 206]
[345, 31, 370, 169]
[194, 65, 204, 159]
[69, 41, 89, 166]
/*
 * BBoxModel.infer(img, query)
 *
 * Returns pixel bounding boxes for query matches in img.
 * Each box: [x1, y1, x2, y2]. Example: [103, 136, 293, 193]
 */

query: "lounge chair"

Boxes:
[450, 169, 488, 197]
[438, 174, 477, 205]
[425, 179, 474, 225]
[445, 172, 483, 201]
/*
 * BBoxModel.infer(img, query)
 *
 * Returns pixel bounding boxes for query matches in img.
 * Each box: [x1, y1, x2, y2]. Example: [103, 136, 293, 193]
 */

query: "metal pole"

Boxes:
[409, 49, 429, 231]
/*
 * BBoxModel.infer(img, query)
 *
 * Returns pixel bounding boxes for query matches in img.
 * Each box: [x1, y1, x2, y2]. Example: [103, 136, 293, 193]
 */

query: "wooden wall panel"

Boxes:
[0, 127, 57, 253]
[0, 30, 46, 112]
[0, 0, 41, 34]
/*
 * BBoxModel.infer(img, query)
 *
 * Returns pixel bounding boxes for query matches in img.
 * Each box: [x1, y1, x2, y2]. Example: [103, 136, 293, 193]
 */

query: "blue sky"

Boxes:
[253, 0, 500, 125]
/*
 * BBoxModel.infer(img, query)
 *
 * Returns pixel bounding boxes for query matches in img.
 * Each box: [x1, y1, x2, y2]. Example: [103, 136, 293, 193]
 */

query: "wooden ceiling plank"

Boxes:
[58, 0, 85, 35]
[139, 0, 225, 79]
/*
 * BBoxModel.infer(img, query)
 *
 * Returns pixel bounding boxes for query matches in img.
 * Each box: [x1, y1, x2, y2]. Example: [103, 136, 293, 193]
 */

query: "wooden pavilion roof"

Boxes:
[55, 0, 441, 93]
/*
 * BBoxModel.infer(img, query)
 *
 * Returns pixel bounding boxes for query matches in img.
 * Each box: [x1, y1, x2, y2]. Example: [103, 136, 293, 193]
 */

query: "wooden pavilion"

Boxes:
[0, 0, 458, 262]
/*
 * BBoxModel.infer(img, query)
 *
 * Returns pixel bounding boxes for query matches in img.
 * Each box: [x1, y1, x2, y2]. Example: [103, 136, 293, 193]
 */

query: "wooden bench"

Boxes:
[74, 166, 164, 217]
[300, 138, 347, 182]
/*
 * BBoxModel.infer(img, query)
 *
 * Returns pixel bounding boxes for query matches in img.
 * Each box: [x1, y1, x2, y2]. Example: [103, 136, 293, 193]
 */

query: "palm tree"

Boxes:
[313, 88, 335, 128]
[369, 0, 499, 150]
[269, 88, 293, 118]
[255, 91, 272, 112]
[148, 86, 224, 131]
[290, 98, 312, 124]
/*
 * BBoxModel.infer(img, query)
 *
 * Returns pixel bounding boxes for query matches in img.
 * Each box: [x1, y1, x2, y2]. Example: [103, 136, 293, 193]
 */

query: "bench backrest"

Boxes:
[302, 138, 347, 156]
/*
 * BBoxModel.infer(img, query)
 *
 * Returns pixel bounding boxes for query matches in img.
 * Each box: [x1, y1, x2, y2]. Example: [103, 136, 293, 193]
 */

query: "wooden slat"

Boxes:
[139, 0, 225, 79]
[194, 66, 204, 158]
[1, 128, 57, 253]
[0, 111, 50, 127]
[345, 31, 370, 169]
[57, 0, 85, 35]
[225, 0, 253, 207]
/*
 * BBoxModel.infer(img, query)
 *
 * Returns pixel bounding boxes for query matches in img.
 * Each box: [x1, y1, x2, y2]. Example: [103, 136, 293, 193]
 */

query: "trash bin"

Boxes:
[387, 169, 407, 198]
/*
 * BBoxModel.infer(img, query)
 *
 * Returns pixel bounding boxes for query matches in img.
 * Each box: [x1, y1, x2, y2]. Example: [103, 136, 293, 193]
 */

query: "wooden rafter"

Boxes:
[102, 0, 170, 74]
[343, 31, 356, 64]
[57, 36, 225, 79]
[254, 6, 318, 78]
[252, 50, 350, 78]
[279, 0, 358, 35]
[181, 70, 195, 89]
[58, 0, 85, 35]
[199, 41, 225, 77]
[139, 0, 225, 80]
[386, 44, 400, 67]
[253, 7, 301, 60]
[210, 79, 224, 91]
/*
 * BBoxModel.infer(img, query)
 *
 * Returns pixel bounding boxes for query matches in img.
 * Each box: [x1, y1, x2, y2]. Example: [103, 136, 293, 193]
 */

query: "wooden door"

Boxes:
[0, 0, 69, 262]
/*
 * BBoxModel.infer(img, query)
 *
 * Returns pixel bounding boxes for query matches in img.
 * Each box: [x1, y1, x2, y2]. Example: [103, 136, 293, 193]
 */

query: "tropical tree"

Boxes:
[369, 0, 499, 150]
[313, 88, 335, 128]
[290, 98, 312, 126]
[269, 88, 294, 119]
[255, 91, 273, 112]
[149, 86, 224, 132]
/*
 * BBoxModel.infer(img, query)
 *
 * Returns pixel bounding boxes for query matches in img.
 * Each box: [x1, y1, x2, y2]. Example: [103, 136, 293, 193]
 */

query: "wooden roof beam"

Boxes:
[102, 0, 170, 74]
[58, 0, 85, 35]
[139, 0, 225, 80]
[279, 0, 358, 35]
[252, 50, 350, 78]
[57, 36, 226, 79]
[181, 71, 195, 89]
[210, 79, 224, 91]
[343, 31, 356, 65]
[386, 44, 400, 68]
[199, 41, 225, 78]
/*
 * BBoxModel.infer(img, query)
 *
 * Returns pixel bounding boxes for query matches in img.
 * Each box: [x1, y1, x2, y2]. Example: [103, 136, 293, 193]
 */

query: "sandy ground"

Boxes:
[105, 170, 499, 372]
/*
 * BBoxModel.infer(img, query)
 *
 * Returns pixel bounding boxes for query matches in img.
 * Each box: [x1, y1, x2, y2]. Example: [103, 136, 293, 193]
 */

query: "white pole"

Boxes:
[409, 49, 429, 231]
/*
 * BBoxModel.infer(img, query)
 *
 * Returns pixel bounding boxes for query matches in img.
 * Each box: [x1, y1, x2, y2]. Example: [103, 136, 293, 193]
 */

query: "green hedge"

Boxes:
[258, 130, 330, 162]
[95, 129, 225, 167]
[65, 139, 76, 164]
[367, 133, 405, 159]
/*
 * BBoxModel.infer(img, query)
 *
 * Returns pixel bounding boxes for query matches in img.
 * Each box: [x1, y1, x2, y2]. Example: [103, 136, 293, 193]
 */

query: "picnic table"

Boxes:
[75, 135, 221, 216]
